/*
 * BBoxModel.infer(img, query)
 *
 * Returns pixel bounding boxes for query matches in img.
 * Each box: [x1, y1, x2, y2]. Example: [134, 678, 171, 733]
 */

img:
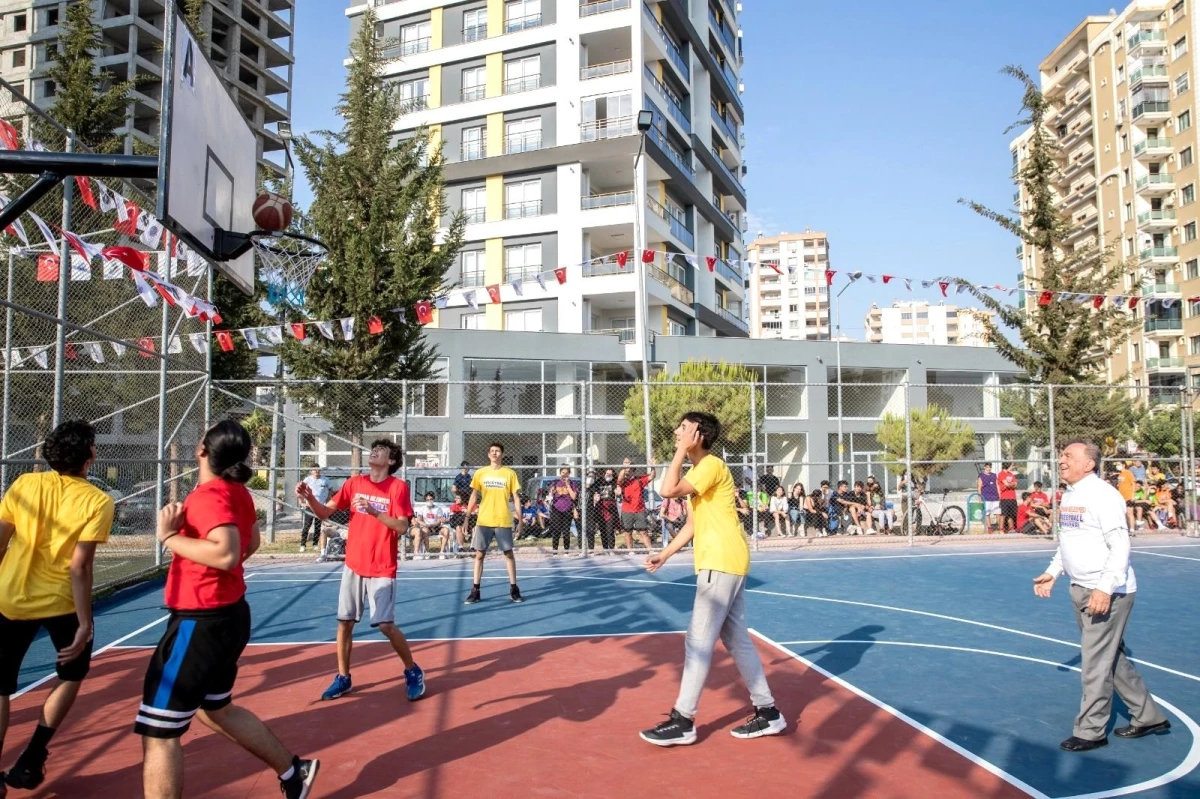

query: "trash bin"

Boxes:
[966, 492, 985, 533]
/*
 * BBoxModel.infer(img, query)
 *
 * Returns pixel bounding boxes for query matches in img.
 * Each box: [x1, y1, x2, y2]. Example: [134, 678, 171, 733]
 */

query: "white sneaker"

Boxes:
[299, 545, 306, 552]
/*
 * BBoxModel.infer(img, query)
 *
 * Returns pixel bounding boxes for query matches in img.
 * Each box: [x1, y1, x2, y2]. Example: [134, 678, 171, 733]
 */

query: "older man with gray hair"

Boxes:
[1033, 439, 1170, 753]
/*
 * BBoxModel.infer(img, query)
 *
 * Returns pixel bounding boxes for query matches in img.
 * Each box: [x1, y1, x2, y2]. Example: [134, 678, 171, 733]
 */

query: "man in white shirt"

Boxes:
[1033, 440, 1170, 753]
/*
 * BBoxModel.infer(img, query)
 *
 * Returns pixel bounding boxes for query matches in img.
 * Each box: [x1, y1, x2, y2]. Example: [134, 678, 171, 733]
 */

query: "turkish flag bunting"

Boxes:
[101, 246, 147, 272]
[137, 336, 156, 358]
[1128, 296, 1140, 309]
[616, 251, 628, 268]
[65, 342, 77, 360]
[153, 284, 178, 308]
[0, 120, 18, 151]
[767, 261, 782, 275]
[1038, 291, 1054, 306]
[414, 301, 434, 324]
[554, 267, 567, 284]
[36, 254, 58, 282]
[215, 331, 234, 352]
[882, 275, 893, 284]
[705, 256, 716, 272]
[1092, 296, 1105, 309]
[74, 176, 97, 210]
[486, 284, 501, 304]
[290, 323, 306, 341]
[114, 201, 140, 236]
[641, 249, 655, 263]
[367, 316, 384, 335]
[825, 270, 835, 286]
[938, 281, 950, 297]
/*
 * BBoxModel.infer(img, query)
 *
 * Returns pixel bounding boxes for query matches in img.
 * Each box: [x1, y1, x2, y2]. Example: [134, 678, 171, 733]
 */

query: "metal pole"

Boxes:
[634, 133, 653, 472]
[904, 376, 913, 547]
[1048, 385, 1057, 541]
[834, 283, 848, 481]
[1189, 393, 1198, 537]
[1181, 387, 1190, 534]
[203, 268, 212, 426]
[400, 379, 409, 483]
[51, 132, 75, 427]
[580, 379, 588, 556]
[153, 241, 171, 568]
[1, 250, 14, 491]
[265, 343, 283, 543]
[749, 381, 759, 550]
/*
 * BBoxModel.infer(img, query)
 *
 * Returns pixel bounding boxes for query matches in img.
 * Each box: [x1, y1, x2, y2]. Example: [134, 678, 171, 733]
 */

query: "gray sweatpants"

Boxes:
[675, 569, 775, 719]
[1069, 583, 1166, 740]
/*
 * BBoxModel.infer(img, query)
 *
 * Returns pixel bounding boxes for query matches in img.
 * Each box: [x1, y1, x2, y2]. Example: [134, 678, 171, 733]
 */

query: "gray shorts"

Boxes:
[472, 525, 514, 553]
[621, 510, 648, 531]
[337, 569, 395, 627]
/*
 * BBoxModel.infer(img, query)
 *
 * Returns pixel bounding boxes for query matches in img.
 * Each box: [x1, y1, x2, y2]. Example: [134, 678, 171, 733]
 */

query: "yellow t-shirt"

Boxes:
[0, 472, 113, 620]
[471, 466, 520, 528]
[686, 454, 750, 576]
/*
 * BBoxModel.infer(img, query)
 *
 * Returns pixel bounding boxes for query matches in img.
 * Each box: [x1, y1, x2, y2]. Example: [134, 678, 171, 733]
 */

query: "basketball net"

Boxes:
[252, 233, 326, 307]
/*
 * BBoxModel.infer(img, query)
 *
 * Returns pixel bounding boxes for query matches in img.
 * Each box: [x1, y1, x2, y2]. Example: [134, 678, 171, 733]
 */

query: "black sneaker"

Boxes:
[4, 748, 47, 789]
[730, 706, 787, 739]
[639, 709, 697, 747]
[279, 756, 319, 799]
[510, 585, 524, 603]
[465, 588, 481, 605]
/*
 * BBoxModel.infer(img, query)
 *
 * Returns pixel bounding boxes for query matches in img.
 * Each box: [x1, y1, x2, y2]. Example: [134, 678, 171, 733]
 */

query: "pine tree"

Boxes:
[45, 2, 145, 154]
[283, 7, 465, 463]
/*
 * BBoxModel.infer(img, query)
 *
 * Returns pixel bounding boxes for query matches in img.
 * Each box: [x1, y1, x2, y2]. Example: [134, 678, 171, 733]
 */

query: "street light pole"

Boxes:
[634, 111, 654, 469]
[834, 281, 851, 481]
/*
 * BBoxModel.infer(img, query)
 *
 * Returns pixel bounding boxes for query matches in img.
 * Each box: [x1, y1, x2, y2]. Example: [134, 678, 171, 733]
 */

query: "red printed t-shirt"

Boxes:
[620, 474, 652, 513]
[164, 479, 256, 611]
[998, 470, 1018, 501]
[335, 475, 413, 578]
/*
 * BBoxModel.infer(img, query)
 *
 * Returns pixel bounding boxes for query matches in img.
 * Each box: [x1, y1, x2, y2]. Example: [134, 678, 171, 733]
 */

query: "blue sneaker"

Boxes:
[404, 665, 426, 701]
[321, 673, 351, 701]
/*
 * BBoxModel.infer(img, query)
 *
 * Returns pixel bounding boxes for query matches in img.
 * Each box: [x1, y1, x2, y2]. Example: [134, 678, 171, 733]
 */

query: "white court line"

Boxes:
[106, 629, 688, 649]
[770, 639, 1200, 799]
[12, 613, 170, 699]
[750, 629, 1050, 799]
[1139, 551, 1200, 563]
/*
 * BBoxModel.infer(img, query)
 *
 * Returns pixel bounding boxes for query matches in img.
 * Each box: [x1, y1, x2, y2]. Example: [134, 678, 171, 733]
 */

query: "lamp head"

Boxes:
[636, 110, 654, 132]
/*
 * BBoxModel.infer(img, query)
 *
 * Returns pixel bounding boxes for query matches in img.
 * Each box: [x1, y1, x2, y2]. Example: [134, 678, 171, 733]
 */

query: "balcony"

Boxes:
[715, 304, 749, 333]
[1129, 29, 1167, 54]
[648, 262, 694, 304]
[580, 116, 635, 141]
[504, 13, 543, 33]
[1135, 173, 1175, 194]
[645, 67, 690, 133]
[504, 132, 543, 154]
[463, 24, 487, 43]
[504, 200, 542, 219]
[460, 141, 487, 161]
[1137, 209, 1177, 229]
[647, 123, 696, 180]
[1130, 64, 1170, 85]
[710, 147, 744, 190]
[1146, 357, 1186, 371]
[642, 3, 690, 81]
[581, 59, 632, 80]
[1139, 246, 1179, 263]
[1144, 318, 1184, 336]
[710, 105, 739, 146]
[710, 51, 739, 97]
[588, 327, 636, 342]
[647, 197, 695, 249]
[715, 258, 742, 285]
[581, 0, 631, 17]
[1132, 101, 1171, 123]
[1133, 137, 1172, 159]
[1151, 282, 1182, 295]
[581, 190, 635, 210]
[1015, 244, 1023, 258]
[462, 207, 485, 224]
[382, 37, 430, 59]
[460, 85, 486, 102]
[708, 9, 738, 56]
[503, 73, 542, 95]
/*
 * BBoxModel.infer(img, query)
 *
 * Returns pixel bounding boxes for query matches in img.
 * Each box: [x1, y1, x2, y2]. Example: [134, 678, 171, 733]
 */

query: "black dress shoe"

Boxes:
[1115, 720, 1171, 738]
[1060, 735, 1108, 752]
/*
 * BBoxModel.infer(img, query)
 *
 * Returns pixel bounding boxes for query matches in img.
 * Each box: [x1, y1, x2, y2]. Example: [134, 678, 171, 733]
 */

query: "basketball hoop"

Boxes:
[249, 231, 326, 306]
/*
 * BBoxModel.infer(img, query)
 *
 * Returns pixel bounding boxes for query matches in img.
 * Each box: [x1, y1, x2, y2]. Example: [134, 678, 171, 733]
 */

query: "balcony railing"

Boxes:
[715, 304, 749, 333]
[1145, 318, 1184, 332]
[648, 262, 694, 303]
[581, 191, 635, 210]
[1151, 283, 1181, 294]
[647, 122, 695, 179]
[463, 24, 487, 43]
[710, 105, 738, 145]
[708, 9, 737, 55]
[642, 3, 690, 80]
[505, 13, 543, 32]
[1134, 137, 1172, 154]
[1130, 64, 1169, 84]
[644, 67, 690, 132]
[1139, 246, 1179, 260]
[646, 197, 695, 248]
[711, 51, 739, 97]
[581, 0, 631, 16]
[588, 327, 636, 342]
[460, 141, 487, 161]
[382, 37, 431, 59]
[715, 258, 742, 284]
[1137, 209, 1177, 225]
[1133, 100, 1171, 118]
[580, 116, 635, 141]
[583, 260, 635, 278]
[1135, 173, 1175, 189]
[462, 208, 486, 224]
[1129, 29, 1166, 49]
[710, 146, 743, 190]
[504, 200, 542, 219]
[503, 73, 542, 94]
[398, 95, 429, 113]
[460, 85, 486, 102]
[504, 132, 543, 154]
[581, 59, 632, 80]
[1146, 357, 1185, 369]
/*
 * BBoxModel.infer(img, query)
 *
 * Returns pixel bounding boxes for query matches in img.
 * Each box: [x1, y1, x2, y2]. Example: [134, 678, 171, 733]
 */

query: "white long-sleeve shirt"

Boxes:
[1046, 472, 1136, 594]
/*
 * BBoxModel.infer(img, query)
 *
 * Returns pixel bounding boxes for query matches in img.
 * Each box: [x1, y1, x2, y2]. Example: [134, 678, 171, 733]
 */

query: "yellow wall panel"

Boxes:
[487, 0, 504, 37]
[486, 112, 504, 156]
[485, 53, 503, 98]
[486, 303, 504, 329]
[430, 8, 443, 49]
[429, 65, 442, 108]
[485, 175, 504, 222]
[485, 238, 504, 283]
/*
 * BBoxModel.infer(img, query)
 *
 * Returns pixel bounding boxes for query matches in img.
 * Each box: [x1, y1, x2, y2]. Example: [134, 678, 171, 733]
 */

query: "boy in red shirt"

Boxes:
[617, 457, 654, 551]
[297, 440, 424, 703]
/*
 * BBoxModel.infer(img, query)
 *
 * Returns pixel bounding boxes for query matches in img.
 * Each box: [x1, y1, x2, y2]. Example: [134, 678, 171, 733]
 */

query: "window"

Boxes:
[463, 8, 487, 41]
[461, 66, 486, 102]
[504, 243, 542, 281]
[1174, 0, 1187, 22]
[1118, 65, 1125, 84]
[1176, 36, 1189, 60]
[505, 0, 541, 32]
[44, 8, 57, 26]
[1132, 342, 1141, 362]
[42, 80, 55, 98]
[1179, 109, 1192, 132]
[788, 304, 798, 312]
[504, 116, 542, 154]
[503, 56, 541, 94]
[461, 125, 485, 160]
[460, 250, 485, 287]
[1186, 221, 1197, 242]
[398, 77, 429, 111]
[400, 22, 432, 56]
[900, 312, 913, 320]
[1123, 167, 1130, 186]
[1191, 335, 1200, 356]
[1184, 146, 1195, 167]
[504, 309, 542, 332]
[461, 313, 486, 330]
[1124, 202, 1132, 221]
[1120, 133, 1128, 152]
[667, 320, 686, 336]
[581, 91, 634, 139]
[504, 179, 541, 218]
[1188, 258, 1200, 280]
[461, 187, 486, 224]
[12, 14, 25, 32]
[1184, 183, 1196, 204]
[1179, 72, 1191, 95]
[10, 49, 24, 68]
[1191, 297, 1200, 317]
[787, 287, 798, 298]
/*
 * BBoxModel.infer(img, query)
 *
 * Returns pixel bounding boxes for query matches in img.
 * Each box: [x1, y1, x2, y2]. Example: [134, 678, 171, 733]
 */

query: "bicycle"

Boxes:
[906, 489, 966, 536]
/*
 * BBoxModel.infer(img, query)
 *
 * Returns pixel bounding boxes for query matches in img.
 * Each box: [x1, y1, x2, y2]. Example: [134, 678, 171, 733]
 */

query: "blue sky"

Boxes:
[289, 0, 1106, 338]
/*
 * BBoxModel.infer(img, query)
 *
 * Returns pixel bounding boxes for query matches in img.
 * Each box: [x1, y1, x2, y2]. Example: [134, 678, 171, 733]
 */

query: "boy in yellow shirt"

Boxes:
[640, 412, 785, 746]
[465, 443, 523, 604]
[0, 421, 113, 791]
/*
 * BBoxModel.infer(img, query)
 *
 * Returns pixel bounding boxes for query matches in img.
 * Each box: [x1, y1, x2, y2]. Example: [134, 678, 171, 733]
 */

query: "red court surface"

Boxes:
[5, 634, 1026, 798]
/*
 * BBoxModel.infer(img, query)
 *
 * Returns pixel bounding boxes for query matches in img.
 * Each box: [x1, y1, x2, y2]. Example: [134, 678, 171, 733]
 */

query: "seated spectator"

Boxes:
[447, 491, 468, 556]
[1154, 481, 1177, 529]
[1130, 481, 1153, 528]
[1016, 491, 1030, 531]
[769, 486, 790, 537]
[865, 475, 892, 532]
[1019, 490, 1051, 535]
[809, 489, 828, 537]
[851, 481, 875, 533]
[414, 492, 448, 559]
[831, 481, 867, 535]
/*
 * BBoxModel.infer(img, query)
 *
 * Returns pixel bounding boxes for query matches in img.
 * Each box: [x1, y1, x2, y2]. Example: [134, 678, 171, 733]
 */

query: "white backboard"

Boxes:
[156, 8, 256, 295]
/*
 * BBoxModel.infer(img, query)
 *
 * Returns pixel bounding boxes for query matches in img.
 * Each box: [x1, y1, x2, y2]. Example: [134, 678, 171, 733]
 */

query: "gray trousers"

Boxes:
[1069, 584, 1166, 739]
[675, 569, 775, 719]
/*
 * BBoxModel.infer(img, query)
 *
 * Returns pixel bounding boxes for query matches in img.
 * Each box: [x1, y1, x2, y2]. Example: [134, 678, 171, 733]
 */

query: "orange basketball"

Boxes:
[252, 192, 293, 232]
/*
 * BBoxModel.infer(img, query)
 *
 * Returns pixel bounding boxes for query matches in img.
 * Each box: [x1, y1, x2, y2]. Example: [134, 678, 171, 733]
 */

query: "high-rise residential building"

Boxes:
[864, 300, 993, 347]
[744, 230, 830, 339]
[346, 0, 750, 348]
[1012, 0, 1199, 396]
[0, 0, 294, 176]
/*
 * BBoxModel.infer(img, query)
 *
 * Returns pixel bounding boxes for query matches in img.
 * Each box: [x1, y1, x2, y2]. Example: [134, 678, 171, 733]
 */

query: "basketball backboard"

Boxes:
[156, 3, 257, 295]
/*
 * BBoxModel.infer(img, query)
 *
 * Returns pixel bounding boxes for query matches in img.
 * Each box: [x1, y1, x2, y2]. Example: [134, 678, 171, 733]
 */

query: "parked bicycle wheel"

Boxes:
[937, 505, 966, 536]
[907, 507, 925, 535]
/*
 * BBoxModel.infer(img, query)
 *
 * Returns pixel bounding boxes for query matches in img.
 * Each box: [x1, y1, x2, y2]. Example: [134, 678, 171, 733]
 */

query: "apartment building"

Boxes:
[0, 0, 294, 175]
[1013, 0, 1200, 398]
[744, 230, 830, 340]
[345, 0, 750, 351]
[864, 300, 992, 347]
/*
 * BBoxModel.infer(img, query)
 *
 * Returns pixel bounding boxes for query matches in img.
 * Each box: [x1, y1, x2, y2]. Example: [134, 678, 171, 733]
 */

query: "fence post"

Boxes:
[1047, 385, 1057, 541]
[749, 381, 759, 551]
[1, 250, 14, 493]
[401, 379, 409, 483]
[203, 269, 212, 427]
[580, 379, 588, 557]
[1183, 388, 1194, 537]
[153, 254, 170, 568]
[50, 131, 76, 427]
[904, 376, 913, 547]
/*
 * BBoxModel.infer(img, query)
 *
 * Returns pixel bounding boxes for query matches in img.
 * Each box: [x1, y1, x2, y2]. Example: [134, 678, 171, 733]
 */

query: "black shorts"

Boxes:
[0, 612, 92, 695]
[1000, 499, 1019, 521]
[448, 512, 465, 527]
[134, 599, 251, 739]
